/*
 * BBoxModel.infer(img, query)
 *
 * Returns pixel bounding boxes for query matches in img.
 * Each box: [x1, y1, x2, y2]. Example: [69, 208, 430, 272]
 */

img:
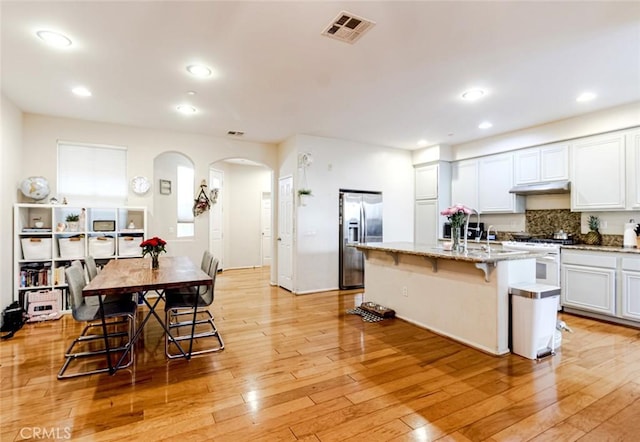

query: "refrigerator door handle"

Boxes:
[360, 203, 366, 243]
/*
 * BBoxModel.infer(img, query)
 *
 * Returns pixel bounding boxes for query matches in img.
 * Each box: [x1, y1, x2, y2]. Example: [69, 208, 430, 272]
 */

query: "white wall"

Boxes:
[289, 134, 414, 294]
[453, 101, 640, 160]
[21, 114, 278, 267]
[1, 94, 23, 317]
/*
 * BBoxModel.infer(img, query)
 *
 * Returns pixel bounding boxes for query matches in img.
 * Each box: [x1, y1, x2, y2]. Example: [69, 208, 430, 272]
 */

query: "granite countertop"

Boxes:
[561, 244, 640, 254]
[355, 241, 546, 263]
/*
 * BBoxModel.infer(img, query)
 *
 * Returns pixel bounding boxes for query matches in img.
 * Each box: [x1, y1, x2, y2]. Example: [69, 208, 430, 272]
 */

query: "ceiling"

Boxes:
[2, 1, 639, 151]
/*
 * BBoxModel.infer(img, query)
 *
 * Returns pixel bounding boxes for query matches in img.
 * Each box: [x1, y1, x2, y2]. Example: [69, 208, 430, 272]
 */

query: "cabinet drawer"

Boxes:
[561, 251, 616, 268]
[622, 257, 640, 272]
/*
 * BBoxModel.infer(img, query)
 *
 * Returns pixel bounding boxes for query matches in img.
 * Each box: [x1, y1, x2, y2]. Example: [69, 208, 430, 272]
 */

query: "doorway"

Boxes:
[209, 168, 224, 269]
[209, 159, 273, 271]
[261, 191, 272, 267]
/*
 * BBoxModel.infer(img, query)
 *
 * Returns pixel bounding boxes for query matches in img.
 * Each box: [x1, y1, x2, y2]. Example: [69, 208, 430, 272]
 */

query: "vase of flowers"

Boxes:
[140, 236, 167, 269]
[441, 204, 474, 252]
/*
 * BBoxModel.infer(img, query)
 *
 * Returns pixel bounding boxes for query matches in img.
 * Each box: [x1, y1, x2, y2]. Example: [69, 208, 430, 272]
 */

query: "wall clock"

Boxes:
[130, 176, 151, 195]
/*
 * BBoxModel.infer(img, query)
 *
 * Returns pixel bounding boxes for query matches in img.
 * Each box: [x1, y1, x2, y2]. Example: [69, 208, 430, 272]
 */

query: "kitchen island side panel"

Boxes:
[362, 250, 535, 355]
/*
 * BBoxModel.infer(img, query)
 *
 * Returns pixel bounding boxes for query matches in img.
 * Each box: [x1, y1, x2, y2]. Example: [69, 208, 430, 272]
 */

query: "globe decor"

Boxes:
[140, 237, 167, 270]
[20, 176, 50, 201]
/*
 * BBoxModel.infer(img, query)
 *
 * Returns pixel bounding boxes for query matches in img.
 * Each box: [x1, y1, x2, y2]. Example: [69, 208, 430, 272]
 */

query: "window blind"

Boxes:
[58, 142, 127, 205]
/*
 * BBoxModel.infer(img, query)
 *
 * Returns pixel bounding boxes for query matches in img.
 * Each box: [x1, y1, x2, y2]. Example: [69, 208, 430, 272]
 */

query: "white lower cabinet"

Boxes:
[561, 249, 640, 325]
[562, 263, 616, 315]
[621, 257, 640, 321]
[561, 250, 617, 316]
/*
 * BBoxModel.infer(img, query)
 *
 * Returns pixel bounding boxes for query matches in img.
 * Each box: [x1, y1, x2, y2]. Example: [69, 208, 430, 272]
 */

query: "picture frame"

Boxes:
[159, 179, 172, 195]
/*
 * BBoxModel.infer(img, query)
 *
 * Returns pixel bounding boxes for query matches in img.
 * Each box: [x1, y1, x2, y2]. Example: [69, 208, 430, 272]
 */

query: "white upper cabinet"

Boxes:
[451, 159, 478, 209]
[571, 131, 626, 211]
[415, 163, 439, 200]
[478, 153, 525, 213]
[626, 128, 640, 210]
[515, 143, 569, 185]
[414, 162, 451, 244]
[541, 144, 570, 181]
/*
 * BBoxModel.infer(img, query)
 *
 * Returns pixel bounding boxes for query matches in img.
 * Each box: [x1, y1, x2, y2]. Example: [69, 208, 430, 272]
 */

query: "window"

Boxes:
[58, 142, 127, 205]
[176, 164, 194, 237]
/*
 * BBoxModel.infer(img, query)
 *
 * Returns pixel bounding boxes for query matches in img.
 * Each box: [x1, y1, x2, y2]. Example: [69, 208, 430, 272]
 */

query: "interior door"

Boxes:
[277, 176, 293, 291]
[209, 168, 224, 269]
[261, 191, 272, 267]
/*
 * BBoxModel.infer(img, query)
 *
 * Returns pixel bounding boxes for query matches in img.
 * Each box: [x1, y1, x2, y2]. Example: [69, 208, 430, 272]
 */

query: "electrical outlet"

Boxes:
[402, 286, 408, 297]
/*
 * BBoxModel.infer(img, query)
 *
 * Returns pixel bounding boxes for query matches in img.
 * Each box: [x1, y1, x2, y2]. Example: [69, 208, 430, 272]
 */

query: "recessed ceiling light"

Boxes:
[186, 90, 197, 96]
[186, 65, 212, 78]
[177, 104, 197, 114]
[478, 121, 493, 129]
[36, 30, 72, 48]
[417, 139, 429, 148]
[576, 92, 597, 102]
[461, 88, 486, 101]
[71, 86, 92, 97]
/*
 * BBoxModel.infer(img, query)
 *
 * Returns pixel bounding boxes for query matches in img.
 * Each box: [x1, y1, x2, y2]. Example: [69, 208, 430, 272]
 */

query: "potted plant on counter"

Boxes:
[585, 215, 602, 245]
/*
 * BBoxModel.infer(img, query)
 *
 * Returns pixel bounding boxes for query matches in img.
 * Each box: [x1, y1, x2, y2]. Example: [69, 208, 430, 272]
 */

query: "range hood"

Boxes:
[509, 180, 571, 195]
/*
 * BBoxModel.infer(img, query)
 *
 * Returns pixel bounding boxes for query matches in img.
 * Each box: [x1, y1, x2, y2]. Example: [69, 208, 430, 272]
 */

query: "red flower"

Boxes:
[140, 236, 167, 257]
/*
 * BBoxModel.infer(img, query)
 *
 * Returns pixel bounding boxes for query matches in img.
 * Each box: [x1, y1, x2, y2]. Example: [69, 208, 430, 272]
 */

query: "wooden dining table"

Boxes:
[83, 256, 212, 374]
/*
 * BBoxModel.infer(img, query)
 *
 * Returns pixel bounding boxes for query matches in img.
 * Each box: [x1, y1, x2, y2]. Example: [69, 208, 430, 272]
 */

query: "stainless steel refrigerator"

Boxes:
[339, 190, 383, 289]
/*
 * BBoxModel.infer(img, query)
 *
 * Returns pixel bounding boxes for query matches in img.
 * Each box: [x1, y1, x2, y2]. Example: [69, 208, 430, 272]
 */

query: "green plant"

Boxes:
[298, 189, 312, 196]
[65, 213, 80, 222]
[588, 215, 600, 231]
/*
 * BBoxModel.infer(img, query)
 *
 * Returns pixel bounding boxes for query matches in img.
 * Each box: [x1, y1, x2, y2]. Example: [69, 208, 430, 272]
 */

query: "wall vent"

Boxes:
[321, 11, 375, 44]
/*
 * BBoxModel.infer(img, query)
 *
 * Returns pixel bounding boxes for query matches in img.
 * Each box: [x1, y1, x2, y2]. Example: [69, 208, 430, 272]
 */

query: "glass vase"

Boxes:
[452, 226, 462, 252]
[151, 255, 159, 270]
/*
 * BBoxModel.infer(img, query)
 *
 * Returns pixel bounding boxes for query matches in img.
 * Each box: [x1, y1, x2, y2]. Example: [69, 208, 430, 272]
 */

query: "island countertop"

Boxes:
[355, 241, 546, 263]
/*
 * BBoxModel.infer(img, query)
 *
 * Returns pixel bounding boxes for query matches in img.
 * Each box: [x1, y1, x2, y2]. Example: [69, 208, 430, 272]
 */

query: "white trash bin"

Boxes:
[509, 283, 560, 360]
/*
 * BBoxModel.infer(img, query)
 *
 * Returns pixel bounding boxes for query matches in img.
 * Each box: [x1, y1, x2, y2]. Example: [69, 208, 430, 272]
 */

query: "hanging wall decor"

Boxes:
[193, 180, 212, 217]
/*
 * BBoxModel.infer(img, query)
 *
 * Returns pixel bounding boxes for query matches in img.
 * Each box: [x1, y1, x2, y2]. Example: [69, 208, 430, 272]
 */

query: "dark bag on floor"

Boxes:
[1, 301, 27, 340]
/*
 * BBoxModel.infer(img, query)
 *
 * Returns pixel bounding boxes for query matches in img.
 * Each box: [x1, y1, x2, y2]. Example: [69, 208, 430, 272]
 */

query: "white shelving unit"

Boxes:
[13, 203, 147, 311]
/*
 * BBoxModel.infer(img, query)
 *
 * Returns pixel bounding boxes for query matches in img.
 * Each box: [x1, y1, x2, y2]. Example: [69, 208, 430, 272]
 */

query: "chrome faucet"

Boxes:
[485, 225, 496, 253]
[463, 209, 480, 253]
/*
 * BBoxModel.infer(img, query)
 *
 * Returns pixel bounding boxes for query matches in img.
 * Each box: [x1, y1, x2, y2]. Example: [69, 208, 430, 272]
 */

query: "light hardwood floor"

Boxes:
[2, 267, 640, 441]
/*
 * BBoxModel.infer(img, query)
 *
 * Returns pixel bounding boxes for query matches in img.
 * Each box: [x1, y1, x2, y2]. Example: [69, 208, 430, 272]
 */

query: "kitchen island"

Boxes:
[355, 242, 544, 355]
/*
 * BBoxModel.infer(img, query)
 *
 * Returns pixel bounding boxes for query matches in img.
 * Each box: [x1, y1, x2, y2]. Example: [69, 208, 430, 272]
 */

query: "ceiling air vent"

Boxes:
[321, 11, 375, 44]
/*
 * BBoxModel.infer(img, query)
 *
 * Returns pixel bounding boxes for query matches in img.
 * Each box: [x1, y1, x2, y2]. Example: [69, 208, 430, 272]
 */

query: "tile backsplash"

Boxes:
[526, 209, 624, 246]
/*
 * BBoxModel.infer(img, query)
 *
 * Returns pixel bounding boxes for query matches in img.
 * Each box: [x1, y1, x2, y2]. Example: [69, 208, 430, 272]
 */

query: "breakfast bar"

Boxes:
[356, 242, 544, 355]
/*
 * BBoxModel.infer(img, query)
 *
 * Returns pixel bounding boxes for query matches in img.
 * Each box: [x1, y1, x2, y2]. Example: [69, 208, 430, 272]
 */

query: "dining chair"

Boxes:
[164, 257, 224, 359]
[166, 250, 215, 323]
[57, 265, 137, 379]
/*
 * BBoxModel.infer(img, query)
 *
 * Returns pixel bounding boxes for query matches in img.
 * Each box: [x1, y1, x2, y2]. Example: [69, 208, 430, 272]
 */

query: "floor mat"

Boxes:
[346, 307, 387, 322]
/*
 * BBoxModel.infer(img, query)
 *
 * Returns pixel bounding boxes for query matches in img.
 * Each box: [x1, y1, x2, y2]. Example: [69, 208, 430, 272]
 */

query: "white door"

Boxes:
[261, 192, 272, 267]
[277, 176, 293, 291]
[209, 168, 224, 269]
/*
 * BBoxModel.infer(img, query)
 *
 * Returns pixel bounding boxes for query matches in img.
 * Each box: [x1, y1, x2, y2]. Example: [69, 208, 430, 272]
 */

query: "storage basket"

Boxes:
[89, 236, 115, 258]
[58, 237, 84, 259]
[118, 236, 142, 257]
[21, 238, 52, 260]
